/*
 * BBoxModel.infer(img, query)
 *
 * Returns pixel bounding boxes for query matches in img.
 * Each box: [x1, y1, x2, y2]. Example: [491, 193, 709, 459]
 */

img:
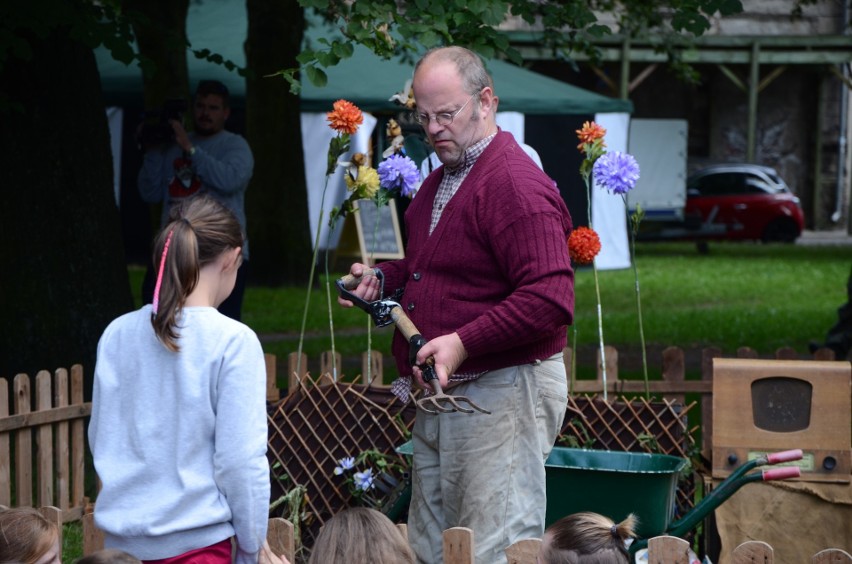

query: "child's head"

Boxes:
[0, 506, 61, 564]
[151, 194, 243, 351]
[307, 507, 414, 564]
[538, 512, 637, 564]
[75, 548, 142, 564]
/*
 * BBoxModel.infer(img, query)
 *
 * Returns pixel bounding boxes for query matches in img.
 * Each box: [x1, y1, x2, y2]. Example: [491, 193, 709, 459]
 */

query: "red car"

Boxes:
[685, 164, 805, 243]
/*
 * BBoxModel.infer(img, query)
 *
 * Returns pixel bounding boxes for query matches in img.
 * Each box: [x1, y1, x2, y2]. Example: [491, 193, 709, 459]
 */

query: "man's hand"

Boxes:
[170, 119, 193, 153]
[337, 263, 381, 307]
[412, 332, 467, 390]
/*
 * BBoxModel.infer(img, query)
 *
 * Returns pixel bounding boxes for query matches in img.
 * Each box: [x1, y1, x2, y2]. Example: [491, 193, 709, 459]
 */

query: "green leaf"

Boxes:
[296, 49, 316, 65]
[315, 50, 341, 67]
[331, 41, 354, 58]
[305, 65, 328, 87]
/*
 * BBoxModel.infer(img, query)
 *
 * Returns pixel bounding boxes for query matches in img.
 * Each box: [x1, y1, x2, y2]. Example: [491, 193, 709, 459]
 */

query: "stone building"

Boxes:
[504, 0, 852, 231]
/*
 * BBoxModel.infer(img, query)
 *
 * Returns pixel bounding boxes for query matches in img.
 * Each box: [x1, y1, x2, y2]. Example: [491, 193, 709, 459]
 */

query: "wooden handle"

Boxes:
[339, 268, 378, 290]
[390, 306, 419, 340]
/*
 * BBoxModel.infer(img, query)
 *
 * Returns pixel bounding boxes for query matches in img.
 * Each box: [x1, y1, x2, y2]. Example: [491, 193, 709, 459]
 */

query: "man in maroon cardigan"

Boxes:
[340, 46, 575, 563]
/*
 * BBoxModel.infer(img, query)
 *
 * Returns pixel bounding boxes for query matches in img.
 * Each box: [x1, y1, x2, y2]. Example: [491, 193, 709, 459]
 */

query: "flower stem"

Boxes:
[623, 196, 649, 398]
[296, 178, 331, 378]
[324, 241, 338, 381]
[591, 260, 607, 401]
[583, 174, 607, 400]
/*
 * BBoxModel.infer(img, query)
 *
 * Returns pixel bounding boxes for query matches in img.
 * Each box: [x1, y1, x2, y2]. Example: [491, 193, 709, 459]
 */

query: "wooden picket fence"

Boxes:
[80, 511, 850, 564]
[280, 344, 840, 461]
[0, 365, 88, 522]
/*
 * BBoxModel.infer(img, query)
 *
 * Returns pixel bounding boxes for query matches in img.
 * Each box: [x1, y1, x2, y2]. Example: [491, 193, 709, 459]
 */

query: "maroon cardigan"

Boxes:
[380, 131, 574, 376]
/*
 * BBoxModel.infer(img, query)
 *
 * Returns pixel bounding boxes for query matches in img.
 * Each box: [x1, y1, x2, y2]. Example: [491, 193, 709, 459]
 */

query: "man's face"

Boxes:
[412, 59, 493, 168]
[193, 93, 230, 136]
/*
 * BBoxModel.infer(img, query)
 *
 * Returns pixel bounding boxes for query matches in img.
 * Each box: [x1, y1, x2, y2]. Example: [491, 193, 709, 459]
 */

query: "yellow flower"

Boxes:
[327, 99, 364, 135]
[345, 165, 380, 199]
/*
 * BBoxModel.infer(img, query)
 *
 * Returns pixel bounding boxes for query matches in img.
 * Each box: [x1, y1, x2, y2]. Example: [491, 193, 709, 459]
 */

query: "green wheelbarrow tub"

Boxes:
[545, 447, 687, 540]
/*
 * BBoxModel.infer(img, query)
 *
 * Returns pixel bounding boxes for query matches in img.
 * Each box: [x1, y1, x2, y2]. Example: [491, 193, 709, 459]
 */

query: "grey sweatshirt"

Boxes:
[89, 305, 269, 563]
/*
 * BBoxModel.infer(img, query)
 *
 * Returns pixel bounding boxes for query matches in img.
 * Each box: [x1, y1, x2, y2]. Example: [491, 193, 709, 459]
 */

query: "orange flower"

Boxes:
[568, 226, 601, 265]
[576, 121, 606, 152]
[327, 99, 364, 135]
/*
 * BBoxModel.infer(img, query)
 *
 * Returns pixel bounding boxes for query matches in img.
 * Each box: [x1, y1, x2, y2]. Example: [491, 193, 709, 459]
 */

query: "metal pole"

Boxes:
[747, 42, 759, 162]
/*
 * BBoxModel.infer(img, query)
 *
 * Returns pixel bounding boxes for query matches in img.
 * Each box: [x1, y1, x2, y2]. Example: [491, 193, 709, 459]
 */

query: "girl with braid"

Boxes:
[89, 195, 275, 564]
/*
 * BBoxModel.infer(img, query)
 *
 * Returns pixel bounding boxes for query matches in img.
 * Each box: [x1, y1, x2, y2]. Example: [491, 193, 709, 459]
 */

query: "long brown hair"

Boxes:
[307, 507, 415, 564]
[0, 506, 59, 564]
[539, 512, 637, 564]
[150, 194, 242, 352]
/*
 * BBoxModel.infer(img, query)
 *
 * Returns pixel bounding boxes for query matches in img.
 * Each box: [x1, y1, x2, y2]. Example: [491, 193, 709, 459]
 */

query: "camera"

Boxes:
[138, 98, 189, 148]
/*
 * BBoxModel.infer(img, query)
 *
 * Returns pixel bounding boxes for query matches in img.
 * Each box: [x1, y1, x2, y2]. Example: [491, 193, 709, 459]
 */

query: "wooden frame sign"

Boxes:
[711, 358, 851, 483]
[352, 199, 405, 265]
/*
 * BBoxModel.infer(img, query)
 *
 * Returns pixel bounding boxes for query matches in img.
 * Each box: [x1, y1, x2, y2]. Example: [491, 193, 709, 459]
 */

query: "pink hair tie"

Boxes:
[152, 229, 174, 315]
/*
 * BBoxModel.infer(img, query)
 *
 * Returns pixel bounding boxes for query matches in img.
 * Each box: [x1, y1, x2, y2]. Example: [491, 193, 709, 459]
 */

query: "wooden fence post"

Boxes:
[267, 516, 295, 564]
[14, 373, 32, 507]
[35, 371, 53, 508]
[361, 350, 383, 386]
[55, 368, 70, 513]
[505, 538, 541, 564]
[647, 536, 691, 563]
[661, 346, 685, 405]
[0, 377, 9, 506]
[71, 364, 85, 510]
[443, 526, 474, 564]
[288, 352, 308, 393]
[732, 540, 773, 563]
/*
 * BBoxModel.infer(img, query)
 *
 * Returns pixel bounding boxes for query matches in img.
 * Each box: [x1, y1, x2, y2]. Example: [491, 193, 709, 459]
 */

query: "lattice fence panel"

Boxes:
[266, 378, 416, 550]
[267, 383, 699, 554]
[560, 395, 699, 525]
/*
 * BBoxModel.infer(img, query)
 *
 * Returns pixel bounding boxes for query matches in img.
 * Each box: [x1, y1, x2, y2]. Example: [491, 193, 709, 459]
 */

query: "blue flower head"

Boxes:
[334, 456, 355, 475]
[378, 154, 420, 197]
[353, 468, 375, 491]
[593, 151, 640, 194]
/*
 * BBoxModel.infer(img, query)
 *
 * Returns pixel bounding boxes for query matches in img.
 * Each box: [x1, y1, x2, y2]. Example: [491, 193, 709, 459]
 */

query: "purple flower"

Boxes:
[378, 154, 420, 197]
[334, 456, 355, 475]
[593, 151, 640, 194]
[353, 468, 375, 491]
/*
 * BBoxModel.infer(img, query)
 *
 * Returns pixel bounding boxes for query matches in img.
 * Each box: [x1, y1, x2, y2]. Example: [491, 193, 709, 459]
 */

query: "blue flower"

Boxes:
[353, 468, 375, 491]
[377, 154, 420, 197]
[334, 456, 355, 475]
[593, 151, 640, 194]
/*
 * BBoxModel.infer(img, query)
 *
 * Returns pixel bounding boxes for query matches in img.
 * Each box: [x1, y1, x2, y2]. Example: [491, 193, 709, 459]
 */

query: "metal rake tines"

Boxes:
[411, 379, 491, 415]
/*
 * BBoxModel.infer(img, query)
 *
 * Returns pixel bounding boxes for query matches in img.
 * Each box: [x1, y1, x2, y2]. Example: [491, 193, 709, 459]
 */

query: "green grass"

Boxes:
[130, 241, 849, 384]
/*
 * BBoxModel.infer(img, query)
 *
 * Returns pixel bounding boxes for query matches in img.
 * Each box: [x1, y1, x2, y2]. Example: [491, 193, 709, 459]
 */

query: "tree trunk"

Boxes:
[245, 0, 312, 285]
[0, 27, 133, 393]
[125, 0, 191, 109]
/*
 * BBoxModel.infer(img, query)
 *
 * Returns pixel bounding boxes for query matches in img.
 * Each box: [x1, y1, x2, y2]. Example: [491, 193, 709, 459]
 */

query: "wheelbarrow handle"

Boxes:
[766, 449, 803, 465]
[339, 268, 379, 291]
[763, 466, 801, 481]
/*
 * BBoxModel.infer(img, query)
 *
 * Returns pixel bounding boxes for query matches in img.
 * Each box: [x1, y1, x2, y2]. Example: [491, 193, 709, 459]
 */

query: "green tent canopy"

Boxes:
[95, 0, 631, 115]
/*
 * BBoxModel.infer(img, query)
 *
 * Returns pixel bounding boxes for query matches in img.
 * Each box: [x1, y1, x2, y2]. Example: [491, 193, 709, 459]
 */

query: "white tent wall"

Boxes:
[591, 112, 631, 270]
[302, 112, 378, 251]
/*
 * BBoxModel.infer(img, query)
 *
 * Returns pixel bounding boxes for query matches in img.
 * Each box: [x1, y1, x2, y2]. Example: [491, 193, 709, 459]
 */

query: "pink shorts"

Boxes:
[142, 539, 231, 564]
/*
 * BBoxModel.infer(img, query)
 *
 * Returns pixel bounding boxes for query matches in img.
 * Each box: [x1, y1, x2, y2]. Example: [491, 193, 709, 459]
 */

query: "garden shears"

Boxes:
[336, 269, 490, 415]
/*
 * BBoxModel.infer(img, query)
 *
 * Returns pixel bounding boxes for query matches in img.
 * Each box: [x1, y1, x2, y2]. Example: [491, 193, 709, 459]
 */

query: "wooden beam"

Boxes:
[717, 64, 747, 91]
[747, 42, 760, 162]
[758, 65, 788, 92]
[629, 63, 659, 93]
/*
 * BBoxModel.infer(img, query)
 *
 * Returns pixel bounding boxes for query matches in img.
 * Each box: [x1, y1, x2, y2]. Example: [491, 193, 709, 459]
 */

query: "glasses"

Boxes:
[414, 92, 477, 126]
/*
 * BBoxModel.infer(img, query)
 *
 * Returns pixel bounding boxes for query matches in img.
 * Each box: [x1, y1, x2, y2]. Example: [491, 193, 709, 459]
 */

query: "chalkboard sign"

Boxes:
[352, 199, 404, 264]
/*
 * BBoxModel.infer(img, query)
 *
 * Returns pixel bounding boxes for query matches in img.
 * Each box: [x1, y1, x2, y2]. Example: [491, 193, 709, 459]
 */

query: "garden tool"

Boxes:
[336, 269, 490, 415]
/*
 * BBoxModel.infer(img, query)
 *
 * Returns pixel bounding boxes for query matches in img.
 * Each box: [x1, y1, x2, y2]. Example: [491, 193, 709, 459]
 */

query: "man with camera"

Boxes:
[137, 79, 253, 321]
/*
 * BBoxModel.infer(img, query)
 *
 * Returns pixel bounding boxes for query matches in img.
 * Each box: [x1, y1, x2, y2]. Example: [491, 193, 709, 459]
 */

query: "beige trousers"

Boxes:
[407, 353, 567, 564]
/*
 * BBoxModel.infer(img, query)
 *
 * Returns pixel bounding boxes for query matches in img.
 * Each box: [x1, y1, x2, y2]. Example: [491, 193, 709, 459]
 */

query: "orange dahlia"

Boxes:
[567, 226, 601, 265]
[576, 121, 606, 152]
[327, 99, 364, 135]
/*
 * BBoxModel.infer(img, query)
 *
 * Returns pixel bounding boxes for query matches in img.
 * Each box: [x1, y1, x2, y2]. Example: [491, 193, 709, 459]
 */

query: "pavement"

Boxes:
[796, 229, 852, 246]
